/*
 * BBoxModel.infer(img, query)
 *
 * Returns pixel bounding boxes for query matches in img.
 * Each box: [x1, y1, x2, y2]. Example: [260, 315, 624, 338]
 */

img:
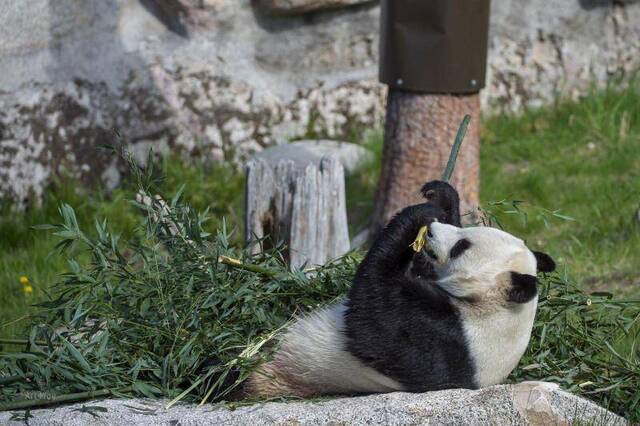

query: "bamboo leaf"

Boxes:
[61, 337, 93, 373]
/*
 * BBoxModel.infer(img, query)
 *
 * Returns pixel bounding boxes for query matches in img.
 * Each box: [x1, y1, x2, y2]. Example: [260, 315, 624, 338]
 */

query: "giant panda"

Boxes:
[242, 180, 556, 398]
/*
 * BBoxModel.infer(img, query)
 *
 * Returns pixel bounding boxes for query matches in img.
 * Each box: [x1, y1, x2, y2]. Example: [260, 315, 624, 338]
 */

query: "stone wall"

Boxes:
[1, 0, 639, 205]
[488, 0, 640, 110]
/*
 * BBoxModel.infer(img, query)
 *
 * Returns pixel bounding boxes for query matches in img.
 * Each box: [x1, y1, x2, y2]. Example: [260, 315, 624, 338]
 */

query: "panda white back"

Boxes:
[245, 302, 403, 397]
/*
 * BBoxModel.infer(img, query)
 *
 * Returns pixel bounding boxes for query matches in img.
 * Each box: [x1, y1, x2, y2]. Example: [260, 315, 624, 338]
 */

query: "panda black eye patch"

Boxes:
[449, 238, 472, 259]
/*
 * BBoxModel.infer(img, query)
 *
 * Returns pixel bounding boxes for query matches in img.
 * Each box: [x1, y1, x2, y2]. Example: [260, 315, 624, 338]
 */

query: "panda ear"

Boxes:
[533, 251, 556, 273]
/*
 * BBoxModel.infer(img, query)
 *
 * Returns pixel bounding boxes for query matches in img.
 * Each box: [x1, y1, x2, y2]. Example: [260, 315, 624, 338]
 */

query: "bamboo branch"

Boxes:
[441, 114, 471, 182]
[0, 389, 113, 411]
[217, 256, 277, 278]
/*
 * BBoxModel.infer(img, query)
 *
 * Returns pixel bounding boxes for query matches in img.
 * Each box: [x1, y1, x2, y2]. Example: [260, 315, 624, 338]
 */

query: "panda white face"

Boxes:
[424, 222, 538, 300]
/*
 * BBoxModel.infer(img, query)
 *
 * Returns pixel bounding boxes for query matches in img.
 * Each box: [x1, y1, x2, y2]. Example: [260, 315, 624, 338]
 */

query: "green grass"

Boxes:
[0, 156, 244, 341]
[345, 130, 384, 236]
[481, 81, 640, 295]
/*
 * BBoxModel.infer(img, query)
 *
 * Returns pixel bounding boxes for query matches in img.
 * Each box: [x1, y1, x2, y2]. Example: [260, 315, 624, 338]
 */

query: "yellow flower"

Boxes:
[23, 285, 33, 295]
[19, 276, 29, 285]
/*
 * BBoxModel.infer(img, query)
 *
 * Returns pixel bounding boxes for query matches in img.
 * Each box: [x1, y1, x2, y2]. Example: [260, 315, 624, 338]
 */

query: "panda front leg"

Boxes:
[357, 181, 462, 279]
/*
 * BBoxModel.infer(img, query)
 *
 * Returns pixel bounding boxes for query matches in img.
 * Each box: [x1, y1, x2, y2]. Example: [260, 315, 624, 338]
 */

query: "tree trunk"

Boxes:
[245, 152, 350, 270]
[369, 90, 480, 237]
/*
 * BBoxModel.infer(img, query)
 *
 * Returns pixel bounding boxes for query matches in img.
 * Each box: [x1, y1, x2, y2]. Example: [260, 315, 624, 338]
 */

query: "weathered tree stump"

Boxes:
[245, 144, 350, 270]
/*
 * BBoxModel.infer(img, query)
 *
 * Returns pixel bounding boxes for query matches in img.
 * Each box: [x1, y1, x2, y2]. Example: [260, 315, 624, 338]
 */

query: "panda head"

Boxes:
[423, 222, 556, 303]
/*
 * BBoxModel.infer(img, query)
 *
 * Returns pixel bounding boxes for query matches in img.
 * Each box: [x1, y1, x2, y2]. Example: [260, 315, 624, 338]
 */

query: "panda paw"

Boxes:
[419, 181, 461, 227]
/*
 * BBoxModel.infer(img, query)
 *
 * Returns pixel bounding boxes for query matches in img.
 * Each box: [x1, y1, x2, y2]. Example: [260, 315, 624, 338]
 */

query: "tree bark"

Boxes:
[369, 90, 480, 238]
[245, 153, 350, 270]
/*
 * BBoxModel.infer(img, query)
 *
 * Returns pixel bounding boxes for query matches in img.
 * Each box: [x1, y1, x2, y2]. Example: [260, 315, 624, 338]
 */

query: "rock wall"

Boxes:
[1, 0, 639, 205]
[488, 0, 640, 110]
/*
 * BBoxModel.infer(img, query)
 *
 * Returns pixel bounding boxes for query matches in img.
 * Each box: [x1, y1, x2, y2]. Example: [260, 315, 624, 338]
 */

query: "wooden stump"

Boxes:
[245, 146, 350, 270]
[368, 91, 481, 240]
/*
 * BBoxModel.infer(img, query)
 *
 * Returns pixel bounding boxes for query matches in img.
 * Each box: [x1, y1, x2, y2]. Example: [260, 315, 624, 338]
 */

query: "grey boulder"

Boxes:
[0, 382, 627, 425]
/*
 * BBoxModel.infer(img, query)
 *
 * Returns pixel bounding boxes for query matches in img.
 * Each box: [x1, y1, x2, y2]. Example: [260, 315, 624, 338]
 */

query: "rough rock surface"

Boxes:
[1, 0, 639, 205]
[487, 0, 640, 111]
[0, 382, 626, 425]
[0, 0, 383, 206]
[257, 0, 373, 14]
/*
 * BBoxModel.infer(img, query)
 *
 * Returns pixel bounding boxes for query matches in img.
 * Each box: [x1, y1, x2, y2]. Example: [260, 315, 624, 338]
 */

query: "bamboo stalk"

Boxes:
[441, 114, 471, 183]
[217, 256, 277, 278]
[0, 388, 113, 411]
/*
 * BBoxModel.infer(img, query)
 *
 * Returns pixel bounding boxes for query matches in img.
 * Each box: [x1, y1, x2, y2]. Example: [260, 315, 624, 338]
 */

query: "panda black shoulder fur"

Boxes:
[243, 181, 556, 398]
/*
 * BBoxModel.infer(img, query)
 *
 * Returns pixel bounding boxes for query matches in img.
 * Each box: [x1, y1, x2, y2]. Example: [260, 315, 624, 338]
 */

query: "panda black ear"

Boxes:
[533, 251, 556, 273]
